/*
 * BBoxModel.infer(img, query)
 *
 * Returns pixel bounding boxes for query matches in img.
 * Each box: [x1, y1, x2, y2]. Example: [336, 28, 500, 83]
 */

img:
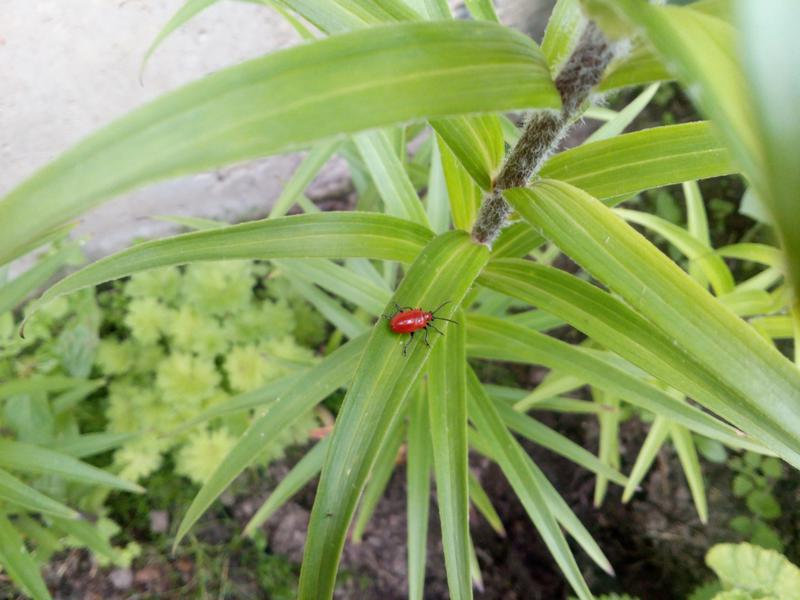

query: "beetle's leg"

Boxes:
[429, 323, 445, 337]
[403, 332, 414, 356]
[423, 327, 431, 347]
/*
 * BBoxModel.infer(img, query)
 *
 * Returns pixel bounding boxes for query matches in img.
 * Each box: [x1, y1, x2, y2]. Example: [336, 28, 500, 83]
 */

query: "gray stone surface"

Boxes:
[1, 0, 551, 265]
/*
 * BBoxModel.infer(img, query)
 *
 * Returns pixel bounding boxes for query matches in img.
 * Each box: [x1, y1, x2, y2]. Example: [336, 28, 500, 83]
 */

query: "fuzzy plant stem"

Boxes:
[471, 21, 616, 246]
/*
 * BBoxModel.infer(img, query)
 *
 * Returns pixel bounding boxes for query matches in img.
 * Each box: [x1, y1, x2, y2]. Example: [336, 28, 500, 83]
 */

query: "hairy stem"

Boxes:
[472, 22, 616, 246]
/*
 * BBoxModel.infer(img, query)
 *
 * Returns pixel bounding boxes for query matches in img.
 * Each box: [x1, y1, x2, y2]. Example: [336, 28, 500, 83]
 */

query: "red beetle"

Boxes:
[385, 301, 457, 355]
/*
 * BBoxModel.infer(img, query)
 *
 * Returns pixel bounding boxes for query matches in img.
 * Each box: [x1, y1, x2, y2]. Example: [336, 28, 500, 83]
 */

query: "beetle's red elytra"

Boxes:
[384, 301, 458, 355]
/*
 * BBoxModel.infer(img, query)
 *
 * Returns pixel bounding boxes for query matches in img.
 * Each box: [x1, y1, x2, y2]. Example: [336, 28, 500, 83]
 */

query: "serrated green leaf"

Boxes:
[706, 542, 800, 599]
[0, 20, 558, 265]
[746, 490, 781, 521]
[505, 181, 800, 468]
[428, 308, 471, 600]
[0, 514, 51, 600]
[298, 231, 488, 599]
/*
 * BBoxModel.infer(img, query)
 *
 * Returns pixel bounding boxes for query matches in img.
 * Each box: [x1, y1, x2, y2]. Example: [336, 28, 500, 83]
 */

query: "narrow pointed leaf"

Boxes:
[670, 422, 708, 523]
[541, 0, 586, 73]
[352, 418, 406, 543]
[0, 514, 51, 600]
[584, 83, 659, 144]
[298, 231, 488, 599]
[0, 20, 558, 264]
[436, 135, 483, 230]
[467, 372, 593, 600]
[244, 437, 330, 536]
[466, 313, 764, 451]
[50, 432, 139, 459]
[593, 390, 620, 507]
[175, 336, 367, 547]
[505, 181, 800, 468]
[270, 140, 341, 218]
[494, 400, 626, 486]
[539, 122, 734, 201]
[31, 213, 433, 314]
[431, 115, 504, 190]
[141, 0, 220, 74]
[354, 130, 430, 225]
[406, 384, 432, 600]
[0, 440, 142, 493]
[468, 472, 504, 537]
[622, 416, 671, 502]
[428, 309, 471, 600]
[0, 468, 78, 519]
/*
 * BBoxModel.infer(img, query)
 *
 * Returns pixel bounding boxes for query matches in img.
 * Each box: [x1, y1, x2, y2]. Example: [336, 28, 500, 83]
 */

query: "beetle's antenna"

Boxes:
[431, 300, 451, 315]
[433, 316, 458, 324]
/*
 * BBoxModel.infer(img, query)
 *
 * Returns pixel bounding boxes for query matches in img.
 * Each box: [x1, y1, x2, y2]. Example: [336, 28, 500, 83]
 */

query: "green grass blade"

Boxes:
[352, 418, 406, 543]
[278, 258, 391, 315]
[541, 0, 586, 73]
[30, 213, 433, 316]
[436, 134, 483, 231]
[593, 390, 620, 507]
[683, 180, 712, 285]
[599, 41, 670, 91]
[0, 377, 84, 400]
[584, 83, 659, 144]
[505, 181, 800, 468]
[354, 130, 430, 226]
[0, 20, 558, 264]
[0, 440, 142, 493]
[670, 422, 708, 523]
[270, 140, 341, 218]
[467, 471, 505, 537]
[467, 372, 593, 600]
[716, 243, 783, 268]
[539, 122, 734, 201]
[50, 432, 139, 459]
[428, 309, 471, 600]
[173, 337, 365, 433]
[244, 437, 331, 536]
[174, 335, 366, 547]
[0, 514, 51, 600]
[464, 0, 498, 22]
[491, 222, 545, 258]
[615, 208, 734, 295]
[426, 140, 451, 234]
[466, 313, 764, 451]
[621, 416, 671, 502]
[0, 244, 78, 314]
[298, 231, 488, 599]
[431, 115, 504, 190]
[141, 0, 220, 75]
[50, 517, 116, 562]
[283, 276, 369, 339]
[0, 468, 78, 520]
[406, 383, 432, 600]
[513, 371, 585, 412]
[494, 400, 626, 486]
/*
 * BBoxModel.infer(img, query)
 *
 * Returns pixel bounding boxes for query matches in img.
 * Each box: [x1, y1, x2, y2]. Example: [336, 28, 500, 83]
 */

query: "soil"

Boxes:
[27, 401, 761, 600]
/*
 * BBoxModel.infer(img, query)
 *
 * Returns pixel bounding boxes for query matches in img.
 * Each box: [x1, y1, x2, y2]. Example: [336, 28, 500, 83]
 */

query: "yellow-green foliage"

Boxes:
[100, 261, 322, 485]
